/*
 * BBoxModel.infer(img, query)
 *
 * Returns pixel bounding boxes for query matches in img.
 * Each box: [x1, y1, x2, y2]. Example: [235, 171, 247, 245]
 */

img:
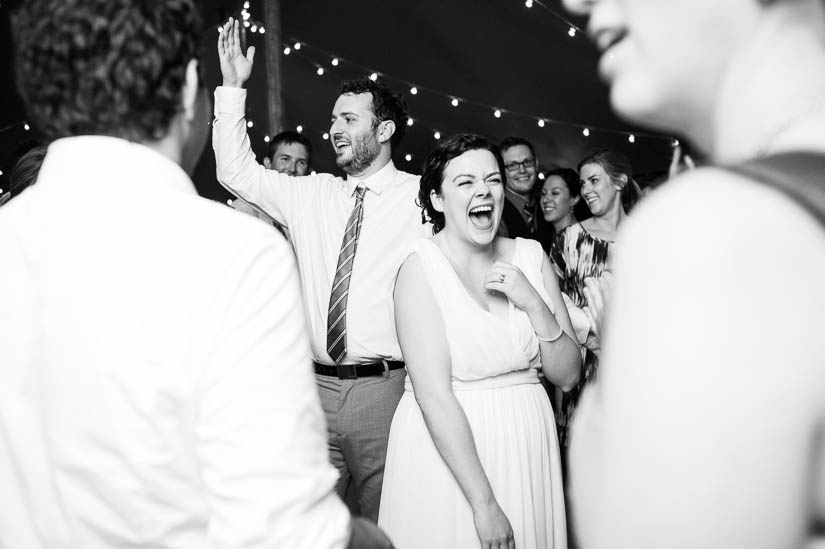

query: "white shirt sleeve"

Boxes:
[194, 231, 350, 549]
[571, 170, 825, 549]
[213, 86, 305, 228]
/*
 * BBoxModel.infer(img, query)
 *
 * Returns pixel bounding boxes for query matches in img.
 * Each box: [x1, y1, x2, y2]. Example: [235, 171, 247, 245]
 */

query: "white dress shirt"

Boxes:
[0, 136, 349, 549]
[571, 170, 825, 548]
[213, 87, 431, 365]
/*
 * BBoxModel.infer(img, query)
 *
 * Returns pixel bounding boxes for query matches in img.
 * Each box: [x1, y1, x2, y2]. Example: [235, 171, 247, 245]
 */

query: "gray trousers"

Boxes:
[315, 368, 406, 523]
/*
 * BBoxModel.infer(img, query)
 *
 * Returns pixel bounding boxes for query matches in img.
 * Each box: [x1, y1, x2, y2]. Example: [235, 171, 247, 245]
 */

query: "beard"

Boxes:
[336, 126, 381, 176]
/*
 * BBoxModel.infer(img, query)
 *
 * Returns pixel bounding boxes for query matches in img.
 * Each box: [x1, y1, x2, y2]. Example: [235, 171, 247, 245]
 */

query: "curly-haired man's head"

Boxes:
[12, 0, 203, 144]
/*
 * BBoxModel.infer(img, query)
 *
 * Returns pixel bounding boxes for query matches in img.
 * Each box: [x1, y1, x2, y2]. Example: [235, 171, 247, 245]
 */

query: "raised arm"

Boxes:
[395, 254, 515, 549]
[213, 18, 298, 226]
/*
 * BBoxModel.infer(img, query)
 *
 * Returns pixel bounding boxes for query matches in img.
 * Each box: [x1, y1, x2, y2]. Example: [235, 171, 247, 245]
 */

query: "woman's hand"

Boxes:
[484, 261, 543, 314]
[217, 18, 256, 88]
[472, 500, 515, 549]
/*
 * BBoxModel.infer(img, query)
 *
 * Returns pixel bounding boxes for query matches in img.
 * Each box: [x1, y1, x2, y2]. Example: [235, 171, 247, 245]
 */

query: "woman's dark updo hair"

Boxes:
[418, 133, 505, 234]
[542, 167, 581, 197]
[577, 149, 641, 214]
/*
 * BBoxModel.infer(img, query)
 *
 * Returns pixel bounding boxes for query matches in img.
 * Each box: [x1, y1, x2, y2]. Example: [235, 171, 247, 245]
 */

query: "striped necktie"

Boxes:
[327, 186, 367, 364]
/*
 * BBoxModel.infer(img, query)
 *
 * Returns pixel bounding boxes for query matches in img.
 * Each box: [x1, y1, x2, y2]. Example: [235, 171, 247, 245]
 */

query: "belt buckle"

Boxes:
[336, 363, 358, 380]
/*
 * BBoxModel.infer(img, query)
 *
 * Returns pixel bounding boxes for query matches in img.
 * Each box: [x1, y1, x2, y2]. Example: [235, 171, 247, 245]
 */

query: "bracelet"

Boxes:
[535, 323, 564, 343]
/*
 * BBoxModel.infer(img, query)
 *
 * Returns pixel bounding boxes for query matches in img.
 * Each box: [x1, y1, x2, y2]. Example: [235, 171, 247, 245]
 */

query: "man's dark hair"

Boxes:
[12, 0, 202, 142]
[499, 136, 536, 159]
[339, 78, 408, 150]
[266, 130, 313, 166]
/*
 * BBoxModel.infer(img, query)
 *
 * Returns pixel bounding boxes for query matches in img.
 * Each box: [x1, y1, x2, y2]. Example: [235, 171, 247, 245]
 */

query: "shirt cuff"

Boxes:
[214, 86, 248, 117]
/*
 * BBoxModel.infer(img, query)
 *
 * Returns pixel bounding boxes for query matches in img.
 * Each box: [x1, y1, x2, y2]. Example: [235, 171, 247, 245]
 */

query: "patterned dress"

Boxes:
[550, 223, 615, 451]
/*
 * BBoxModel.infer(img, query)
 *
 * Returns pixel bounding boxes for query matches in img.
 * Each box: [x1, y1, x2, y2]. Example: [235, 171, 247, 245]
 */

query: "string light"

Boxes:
[263, 135, 270, 142]
[250, 24, 257, 32]
[23, 123, 30, 131]
[628, 134, 636, 143]
[525, 0, 533, 7]
[538, 173, 546, 180]
[331, 58, 339, 66]
[582, 128, 590, 137]
[277, 35, 671, 142]
[283, 47, 291, 55]
[316, 67, 325, 76]
[405, 154, 412, 162]
[493, 109, 502, 118]
[293, 42, 301, 50]
[247, 120, 254, 128]
[241, 11, 250, 20]
[259, 27, 265, 34]
[433, 131, 441, 140]
[322, 132, 330, 140]
[243, 20, 250, 28]
[296, 125, 303, 132]
[568, 27, 576, 37]
[243, 1, 249, 8]
[407, 118, 414, 127]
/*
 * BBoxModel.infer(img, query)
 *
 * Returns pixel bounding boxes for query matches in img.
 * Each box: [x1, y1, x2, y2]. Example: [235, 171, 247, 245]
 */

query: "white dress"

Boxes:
[378, 237, 567, 549]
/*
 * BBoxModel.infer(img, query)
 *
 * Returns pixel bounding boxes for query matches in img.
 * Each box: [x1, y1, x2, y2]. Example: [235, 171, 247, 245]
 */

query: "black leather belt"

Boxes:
[313, 360, 405, 380]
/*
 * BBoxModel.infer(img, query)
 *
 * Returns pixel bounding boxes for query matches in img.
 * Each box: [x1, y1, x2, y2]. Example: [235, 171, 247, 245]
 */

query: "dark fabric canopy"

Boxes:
[0, 0, 674, 200]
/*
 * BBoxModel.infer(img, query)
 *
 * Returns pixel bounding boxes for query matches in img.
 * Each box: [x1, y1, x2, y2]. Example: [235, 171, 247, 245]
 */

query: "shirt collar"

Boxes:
[505, 188, 531, 209]
[40, 136, 197, 197]
[345, 160, 398, 197]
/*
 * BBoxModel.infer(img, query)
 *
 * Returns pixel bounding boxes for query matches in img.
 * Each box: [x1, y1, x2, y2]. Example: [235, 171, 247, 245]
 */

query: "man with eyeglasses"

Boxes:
[498, 136, 550, 250]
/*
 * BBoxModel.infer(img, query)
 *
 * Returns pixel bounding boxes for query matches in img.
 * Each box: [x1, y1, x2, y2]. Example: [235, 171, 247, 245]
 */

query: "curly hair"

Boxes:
[419, 133, 505, 234]
[577, 149, 642, 214]
[339, 78, 408, 150]
[12, 0, 202, 142]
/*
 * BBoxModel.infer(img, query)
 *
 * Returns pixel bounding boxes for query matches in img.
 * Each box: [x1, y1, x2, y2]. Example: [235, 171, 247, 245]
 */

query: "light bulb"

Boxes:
[323, 132, 330, 140]
[582, 128, 590, 137]
[316, 67, 324, 76]
[247, 120, 254, 127]
[434, 131, 441, 140]
[493, 109, 501, 118]
[405, 154, 412, 162]
[264, 136, 270, 142]
[283, 47, 291, 55]
[296, 125, 303, 133]
[407, 118, 414, 127]
[628, 134, 636, 143]
[451, 98, 459, 107]
[331, 58, 339, 66]
[568, 27, 576, 37]
[293, 42, 301, 50]
[369, 72, 378, 81]
[537, 119, 545, 128]
[410, 87, 418, 95]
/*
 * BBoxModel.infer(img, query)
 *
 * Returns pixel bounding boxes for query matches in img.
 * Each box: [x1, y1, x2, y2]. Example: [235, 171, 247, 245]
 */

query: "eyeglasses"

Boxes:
[503, 158, 536, 172]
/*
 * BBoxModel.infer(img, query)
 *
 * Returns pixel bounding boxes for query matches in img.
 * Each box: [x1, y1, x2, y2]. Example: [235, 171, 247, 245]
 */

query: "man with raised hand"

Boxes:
[214, 18, 428, 522]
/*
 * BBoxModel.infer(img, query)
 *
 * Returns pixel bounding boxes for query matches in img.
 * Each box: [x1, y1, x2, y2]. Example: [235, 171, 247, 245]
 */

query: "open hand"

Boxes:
[484, 261, 542, 314]
[217, 18, 255, 88]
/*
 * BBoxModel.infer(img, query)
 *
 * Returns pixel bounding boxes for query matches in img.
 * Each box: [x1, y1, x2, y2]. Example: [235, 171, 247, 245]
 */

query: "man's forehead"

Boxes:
[502, 144, 533, 160]
[332, 92, 374, 114]
[273, 141, 309, 159]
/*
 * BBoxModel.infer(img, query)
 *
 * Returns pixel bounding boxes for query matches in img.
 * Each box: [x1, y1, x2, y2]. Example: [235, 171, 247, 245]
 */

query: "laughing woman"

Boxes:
[377, 134, 580, 549]
[550, 149, 640, 454]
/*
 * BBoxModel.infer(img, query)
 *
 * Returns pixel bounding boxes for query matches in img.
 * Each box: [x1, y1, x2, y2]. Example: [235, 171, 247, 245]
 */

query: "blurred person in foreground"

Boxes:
[0, 0, 382, 546]
[563, 0, 825, 547]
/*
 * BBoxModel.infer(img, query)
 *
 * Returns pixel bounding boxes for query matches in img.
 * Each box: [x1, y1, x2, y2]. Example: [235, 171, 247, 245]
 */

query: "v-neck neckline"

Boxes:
[425, 238, 517, 319]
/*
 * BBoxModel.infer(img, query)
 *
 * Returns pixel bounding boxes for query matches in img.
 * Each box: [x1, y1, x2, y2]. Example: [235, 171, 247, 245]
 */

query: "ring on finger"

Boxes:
[499, 273, 505, 283]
